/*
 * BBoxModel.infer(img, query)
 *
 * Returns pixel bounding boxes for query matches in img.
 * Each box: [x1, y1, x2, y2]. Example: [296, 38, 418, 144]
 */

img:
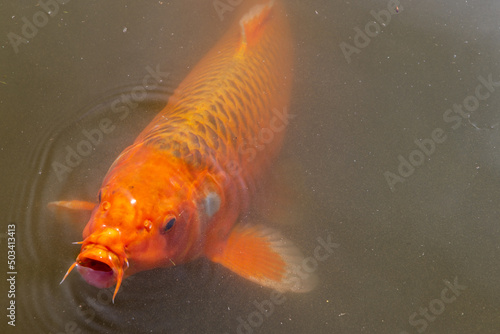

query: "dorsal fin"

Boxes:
[239, 0, 275, 47]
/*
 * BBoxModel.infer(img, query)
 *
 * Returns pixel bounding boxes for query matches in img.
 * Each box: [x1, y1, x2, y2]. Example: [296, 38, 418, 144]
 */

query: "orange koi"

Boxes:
[51, 0, 316, 302]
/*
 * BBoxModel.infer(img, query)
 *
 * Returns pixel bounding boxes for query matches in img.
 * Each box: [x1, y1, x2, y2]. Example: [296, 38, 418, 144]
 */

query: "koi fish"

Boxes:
[51, 0, 316, 301]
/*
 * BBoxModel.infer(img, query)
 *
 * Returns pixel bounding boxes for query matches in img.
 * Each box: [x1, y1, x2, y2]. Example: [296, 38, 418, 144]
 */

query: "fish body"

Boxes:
[55, 0, 316, 301]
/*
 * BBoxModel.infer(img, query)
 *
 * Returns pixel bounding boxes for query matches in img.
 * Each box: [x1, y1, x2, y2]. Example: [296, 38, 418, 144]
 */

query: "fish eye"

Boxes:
[161, 216, 176, 234]
[98, 191, 102, 203]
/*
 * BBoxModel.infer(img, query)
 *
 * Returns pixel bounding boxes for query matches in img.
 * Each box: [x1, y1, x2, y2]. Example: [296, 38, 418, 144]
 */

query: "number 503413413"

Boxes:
[7, 224, 15, 270]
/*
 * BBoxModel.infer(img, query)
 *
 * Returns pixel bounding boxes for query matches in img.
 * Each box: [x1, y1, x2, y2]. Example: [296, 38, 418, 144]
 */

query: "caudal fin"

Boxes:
[206, 224, 317, 293]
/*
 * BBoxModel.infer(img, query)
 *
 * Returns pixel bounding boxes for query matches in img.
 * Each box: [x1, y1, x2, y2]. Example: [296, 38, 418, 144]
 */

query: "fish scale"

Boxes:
[135, 5, 292, 188]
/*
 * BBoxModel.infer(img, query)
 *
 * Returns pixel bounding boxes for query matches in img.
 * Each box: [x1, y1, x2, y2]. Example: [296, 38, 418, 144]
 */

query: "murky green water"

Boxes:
[1, 0, 500, 333]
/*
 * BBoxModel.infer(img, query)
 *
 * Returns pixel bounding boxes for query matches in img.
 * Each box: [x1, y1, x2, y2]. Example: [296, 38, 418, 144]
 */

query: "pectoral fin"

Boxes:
[206, 224, 317, 293]
[48, 200, 96, 211]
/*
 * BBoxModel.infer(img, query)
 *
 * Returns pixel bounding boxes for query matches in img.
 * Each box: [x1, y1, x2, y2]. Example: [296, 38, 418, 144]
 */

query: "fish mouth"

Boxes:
[76, 246, 118, 288]
[61, 244, 127, 302]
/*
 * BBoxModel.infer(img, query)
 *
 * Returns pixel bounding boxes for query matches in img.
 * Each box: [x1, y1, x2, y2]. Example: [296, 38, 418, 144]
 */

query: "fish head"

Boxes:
[62, 151, 202, 301]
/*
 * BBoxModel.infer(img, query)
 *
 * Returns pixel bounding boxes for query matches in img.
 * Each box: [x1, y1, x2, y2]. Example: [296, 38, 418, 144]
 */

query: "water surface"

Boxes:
[1, 0, 500, 333]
